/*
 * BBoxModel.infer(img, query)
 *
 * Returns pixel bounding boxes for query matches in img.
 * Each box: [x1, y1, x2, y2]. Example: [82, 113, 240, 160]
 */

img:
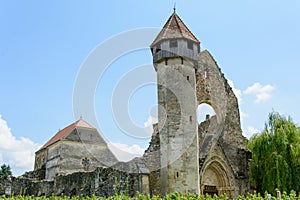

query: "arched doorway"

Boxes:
[200, 157, 234, 197]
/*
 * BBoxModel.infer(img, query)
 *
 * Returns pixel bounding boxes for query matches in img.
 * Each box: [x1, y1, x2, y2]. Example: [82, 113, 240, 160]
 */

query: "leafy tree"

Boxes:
[0, 164, 12, 178]
[249, 112, 300, 195]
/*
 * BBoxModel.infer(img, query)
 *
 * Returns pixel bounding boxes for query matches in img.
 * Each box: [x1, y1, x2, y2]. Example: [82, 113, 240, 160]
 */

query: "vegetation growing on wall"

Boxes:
[249, 112, 300, 195]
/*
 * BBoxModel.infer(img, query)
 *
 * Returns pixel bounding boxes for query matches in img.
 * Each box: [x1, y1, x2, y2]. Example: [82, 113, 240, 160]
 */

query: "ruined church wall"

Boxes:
[142, 124, 161, 196]
[0, 167, 142, 197]
[196, 50, 251, 196]
[34, 149, 47, 170]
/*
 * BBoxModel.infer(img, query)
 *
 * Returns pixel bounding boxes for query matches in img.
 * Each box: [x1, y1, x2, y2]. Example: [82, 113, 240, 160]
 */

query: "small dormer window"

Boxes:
[170, 40, 178, 48]
[187, 41, 193, 50]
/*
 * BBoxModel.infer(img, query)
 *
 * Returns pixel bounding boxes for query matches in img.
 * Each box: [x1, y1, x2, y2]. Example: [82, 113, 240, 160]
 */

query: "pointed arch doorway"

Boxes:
[200, 159, 235, 197]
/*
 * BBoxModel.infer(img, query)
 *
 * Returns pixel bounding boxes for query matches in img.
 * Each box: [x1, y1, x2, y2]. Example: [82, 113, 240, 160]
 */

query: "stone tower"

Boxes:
[148, 11, 251, 197]
[150, 11, 201, 195]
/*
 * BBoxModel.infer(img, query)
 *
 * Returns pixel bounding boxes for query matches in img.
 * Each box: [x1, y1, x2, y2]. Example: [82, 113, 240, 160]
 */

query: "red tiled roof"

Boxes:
[40, 119, 96, 150]
[151, 12, 200, 47]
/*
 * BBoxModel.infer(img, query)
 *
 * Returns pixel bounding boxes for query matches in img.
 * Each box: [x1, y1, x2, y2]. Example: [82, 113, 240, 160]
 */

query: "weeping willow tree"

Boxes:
[249, 112, 300, 195]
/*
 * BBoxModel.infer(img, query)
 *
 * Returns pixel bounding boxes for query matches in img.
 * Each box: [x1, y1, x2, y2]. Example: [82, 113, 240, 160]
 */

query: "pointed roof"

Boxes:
[40, 119, 96, 150]
[151, 12, 200, 47]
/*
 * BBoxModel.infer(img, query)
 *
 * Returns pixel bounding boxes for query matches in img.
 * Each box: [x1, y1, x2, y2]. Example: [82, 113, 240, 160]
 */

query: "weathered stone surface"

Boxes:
[155, 58, 200, 195]
[196, 50, 251, 196]
[148, 12, 251, 197]
[35, 120, 118, 180]
[0, 167, 141, 197]
[22, 166, 46, 181]
[13, 11, 251, 198]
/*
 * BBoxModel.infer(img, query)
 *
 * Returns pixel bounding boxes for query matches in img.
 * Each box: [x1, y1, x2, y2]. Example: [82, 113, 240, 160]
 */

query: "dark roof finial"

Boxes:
[173, 2, 176, 13]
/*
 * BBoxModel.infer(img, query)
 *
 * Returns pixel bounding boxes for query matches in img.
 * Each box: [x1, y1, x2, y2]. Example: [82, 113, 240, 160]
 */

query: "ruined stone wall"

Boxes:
[143, 123, 161, 196]
[22, 167, 46, 180]
[34, 149, 47, 170]
[143, 50, 251, 197]
[0, 167, 142, 197]
[0, 177, 5, 194]
[196, 50, 251, 196]
[0, 176, 32, 196]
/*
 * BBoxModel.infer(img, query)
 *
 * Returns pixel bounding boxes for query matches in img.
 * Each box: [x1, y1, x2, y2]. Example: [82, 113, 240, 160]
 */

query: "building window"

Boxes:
[156, 44, 161, 53]
[82, 157, 91, 171]
[175, 171, 180, 179]
[187, 76, 189, 81]
[170, 40, 178, 48]
[187, 41, 193, 50]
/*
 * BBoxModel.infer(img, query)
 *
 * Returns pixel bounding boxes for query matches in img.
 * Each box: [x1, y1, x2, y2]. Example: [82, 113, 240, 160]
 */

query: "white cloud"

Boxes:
[240, 111, 248, 119]
[0, 115, 40, 175]
[243, 126, 260, 139]
[107, 142, 146, 162]
[227, 79, 242, 104]
[143, 115, 158, 135]
[244, 82, 275, 103]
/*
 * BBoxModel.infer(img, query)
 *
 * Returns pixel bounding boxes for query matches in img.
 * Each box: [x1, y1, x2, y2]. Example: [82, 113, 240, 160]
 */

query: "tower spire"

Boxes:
[173, 2, 176, 13]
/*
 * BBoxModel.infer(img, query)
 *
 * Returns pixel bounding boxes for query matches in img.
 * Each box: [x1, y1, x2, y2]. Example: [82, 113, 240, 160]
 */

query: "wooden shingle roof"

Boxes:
[151, 12, 200, 47]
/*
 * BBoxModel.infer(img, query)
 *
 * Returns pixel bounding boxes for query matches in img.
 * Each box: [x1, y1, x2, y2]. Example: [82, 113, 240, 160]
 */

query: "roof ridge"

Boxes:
[74, 119, 96, 129]
[174, 13, 183, 35]
[174, 13, 199, 43]
[38, 119, 96, 151]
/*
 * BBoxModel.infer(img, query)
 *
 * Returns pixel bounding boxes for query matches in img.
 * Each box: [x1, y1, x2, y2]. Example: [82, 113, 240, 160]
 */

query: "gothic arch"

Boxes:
[200, 145, 236, 197]
[197, 100, 222, 125]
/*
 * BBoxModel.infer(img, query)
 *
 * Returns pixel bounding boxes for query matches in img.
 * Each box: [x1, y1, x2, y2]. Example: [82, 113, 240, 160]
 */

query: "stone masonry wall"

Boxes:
[143, 123, 161, 196]
[196, 50, 251, 196]
[157, 58, 200, 195]
[0, 167, 141, 197]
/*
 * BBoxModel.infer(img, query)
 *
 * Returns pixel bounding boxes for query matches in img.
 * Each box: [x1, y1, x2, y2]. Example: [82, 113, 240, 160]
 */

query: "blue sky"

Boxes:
[0, 0, 300, 175]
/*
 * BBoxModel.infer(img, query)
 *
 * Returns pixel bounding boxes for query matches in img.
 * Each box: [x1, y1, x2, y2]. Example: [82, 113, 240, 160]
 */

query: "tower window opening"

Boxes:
[187, 41, 193, 50]
[156, 44, 161, 53]
[170, 40, 178, 48]
[187, 76, 189, 81]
